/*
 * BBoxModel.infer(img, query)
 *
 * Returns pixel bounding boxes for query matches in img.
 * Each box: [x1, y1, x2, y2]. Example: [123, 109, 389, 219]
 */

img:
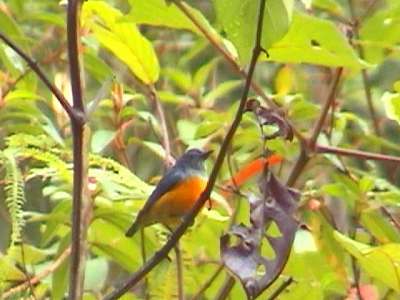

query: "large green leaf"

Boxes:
[266, 13, 367, 69]
[127, 0, 213, 36]
[82, 1, 159, 84]
[360, 4, 400, 63]
[334, 231, 400, 292]
[88, 219, 142, 272]
[213, 0, 294, 63]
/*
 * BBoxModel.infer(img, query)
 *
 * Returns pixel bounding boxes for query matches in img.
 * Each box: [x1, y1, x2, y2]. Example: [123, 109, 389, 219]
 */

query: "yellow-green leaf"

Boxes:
[82, 1, 159, 84]
[334, 231, 400, 292]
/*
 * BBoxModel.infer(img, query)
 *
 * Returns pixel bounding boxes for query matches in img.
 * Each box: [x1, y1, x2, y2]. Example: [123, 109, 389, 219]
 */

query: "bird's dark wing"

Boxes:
[125, 168, 184, 237]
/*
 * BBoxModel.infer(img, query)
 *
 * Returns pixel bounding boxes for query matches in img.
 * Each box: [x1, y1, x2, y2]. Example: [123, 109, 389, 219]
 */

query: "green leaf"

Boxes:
[162, 68, 192, 92]
[0, 254, 26, 287]
[266, 13, 368, 69]
[334, 231, 400, 292]
[82, 1, 159, 84]
[128, 0, 216, 37]
[91, 130, 115, 153]
[203, 80, 241, 107]
[213, 0, 294, 63]
[84, 257, 108, 291]
[382, 91, 400, 124]
[192, 58, 220, 90]
[361, 210, 400, 244]
[89, 219, 142, 272]
[360, 4, 400, 63]
[52, 235, 70, 300]
[310, 0, 344, 15]
[83, 50, 113, 83]
[12, 244, 51, 265]
[195, 121, 222, 138]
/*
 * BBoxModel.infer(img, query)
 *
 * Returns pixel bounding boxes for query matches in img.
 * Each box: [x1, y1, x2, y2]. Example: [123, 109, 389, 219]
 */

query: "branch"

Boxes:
[213, 276, 235, 300]
[309, 68, 343, 149]
[287, 68, 343, 186]
[0, 31, 74, 119]
[2, 247, 71, 299]
[173, 0, 306, 144]
[174, 242, 184, 300]
[315, 144, 400, 164]
[103, 0, 268, 298]
[267, 277, 294, 300]
[146, 85, 174, 167]
[67, 0, 87, 299]
[191, 265, 224, 300]
[348, 0, 381, 135]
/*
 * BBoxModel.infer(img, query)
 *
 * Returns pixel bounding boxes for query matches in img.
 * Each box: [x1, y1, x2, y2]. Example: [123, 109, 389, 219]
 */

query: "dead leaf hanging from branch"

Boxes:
[245, 98, 294, 141]
[220, 173, 299, 299]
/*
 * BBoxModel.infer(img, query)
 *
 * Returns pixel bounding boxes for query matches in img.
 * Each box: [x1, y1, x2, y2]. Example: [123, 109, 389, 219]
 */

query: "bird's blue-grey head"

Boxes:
[174, 148, 213, 174]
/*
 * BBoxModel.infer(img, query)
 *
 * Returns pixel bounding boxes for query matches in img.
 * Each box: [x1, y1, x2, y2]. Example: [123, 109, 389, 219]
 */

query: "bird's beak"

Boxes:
[202, 149, 213, 159]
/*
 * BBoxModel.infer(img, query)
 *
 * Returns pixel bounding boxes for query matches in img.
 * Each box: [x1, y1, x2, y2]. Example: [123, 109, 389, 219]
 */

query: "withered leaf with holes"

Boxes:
[245, 98, 294, 141]
[220, 173, 299, 299]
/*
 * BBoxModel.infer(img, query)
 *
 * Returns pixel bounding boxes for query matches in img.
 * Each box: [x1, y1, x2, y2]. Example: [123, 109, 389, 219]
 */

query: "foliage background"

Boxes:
[0, 0, 400, 299]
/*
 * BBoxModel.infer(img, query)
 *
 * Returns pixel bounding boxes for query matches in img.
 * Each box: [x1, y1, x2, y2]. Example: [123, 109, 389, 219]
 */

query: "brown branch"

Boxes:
[287, 68, 343, 186]
[213, 276, 235, 300]
[267, 277, 294, 300]
[310, 68, 343, 149]
[0, 31, 74, 119]
[348, 0, 381, 136]
[103, 0, 268, 298]
[2, 247, 71, 299]
[67, 0, 87, 299]
[191, 265, 224, 300]
[381, 207, 400, 232]
[174, 242, 184, 300]
[316, 144, 400, 164]
[146, 85, 174, 167]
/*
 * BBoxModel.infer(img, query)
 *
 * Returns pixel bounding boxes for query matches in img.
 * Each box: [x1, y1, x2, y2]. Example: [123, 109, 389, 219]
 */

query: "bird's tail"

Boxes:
[125, 219, 141, 237]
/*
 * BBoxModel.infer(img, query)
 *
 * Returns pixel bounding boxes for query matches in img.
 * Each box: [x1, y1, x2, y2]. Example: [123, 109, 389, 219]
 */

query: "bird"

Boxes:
[125, 148, 213, 237]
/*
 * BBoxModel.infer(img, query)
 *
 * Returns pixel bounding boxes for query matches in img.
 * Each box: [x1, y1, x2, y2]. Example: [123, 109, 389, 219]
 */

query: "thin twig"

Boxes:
[316, 144, 400, 164]
[0, 31, 74, 119]
[348, 0, 380, 136]
[213, 276, 235, 300]
[349, 225, 362, 300]
[267, 277, 294, 300]
[1, 69, 31, 99]
[175, 242, 184, 300]
[287, 68, 343, 186]
[20, 244, 37, 300]
[147, 85, 174, 167]
[67, 0, 87, 299]
[191, 265, 224, 300]
[381, 207, 400, 232]
[2, 247, 71, 299]
[140, 228, 150, 300]
[309, 68, 343, 149]
[103, 0, 267, 298]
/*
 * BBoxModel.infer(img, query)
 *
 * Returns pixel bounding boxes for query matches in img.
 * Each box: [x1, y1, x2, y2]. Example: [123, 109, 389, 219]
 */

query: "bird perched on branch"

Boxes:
[125, 148, 212, 237]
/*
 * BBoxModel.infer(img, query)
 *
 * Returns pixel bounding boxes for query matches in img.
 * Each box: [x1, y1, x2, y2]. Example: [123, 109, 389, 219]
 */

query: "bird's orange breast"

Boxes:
[147, 176, 207, 227]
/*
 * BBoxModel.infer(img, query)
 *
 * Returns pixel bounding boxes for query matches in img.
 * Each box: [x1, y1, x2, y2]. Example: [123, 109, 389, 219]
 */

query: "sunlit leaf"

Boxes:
[266, 13, 368, 69]
[82, 1, 159, 84]
[382, 91, 400, 124]
[213, 0, 294, 63]
[334, 231, 400, 292]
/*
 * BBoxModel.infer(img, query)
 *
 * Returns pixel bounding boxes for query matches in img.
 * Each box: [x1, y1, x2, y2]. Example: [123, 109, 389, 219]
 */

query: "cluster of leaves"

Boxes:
[0, 0, 400, 299]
